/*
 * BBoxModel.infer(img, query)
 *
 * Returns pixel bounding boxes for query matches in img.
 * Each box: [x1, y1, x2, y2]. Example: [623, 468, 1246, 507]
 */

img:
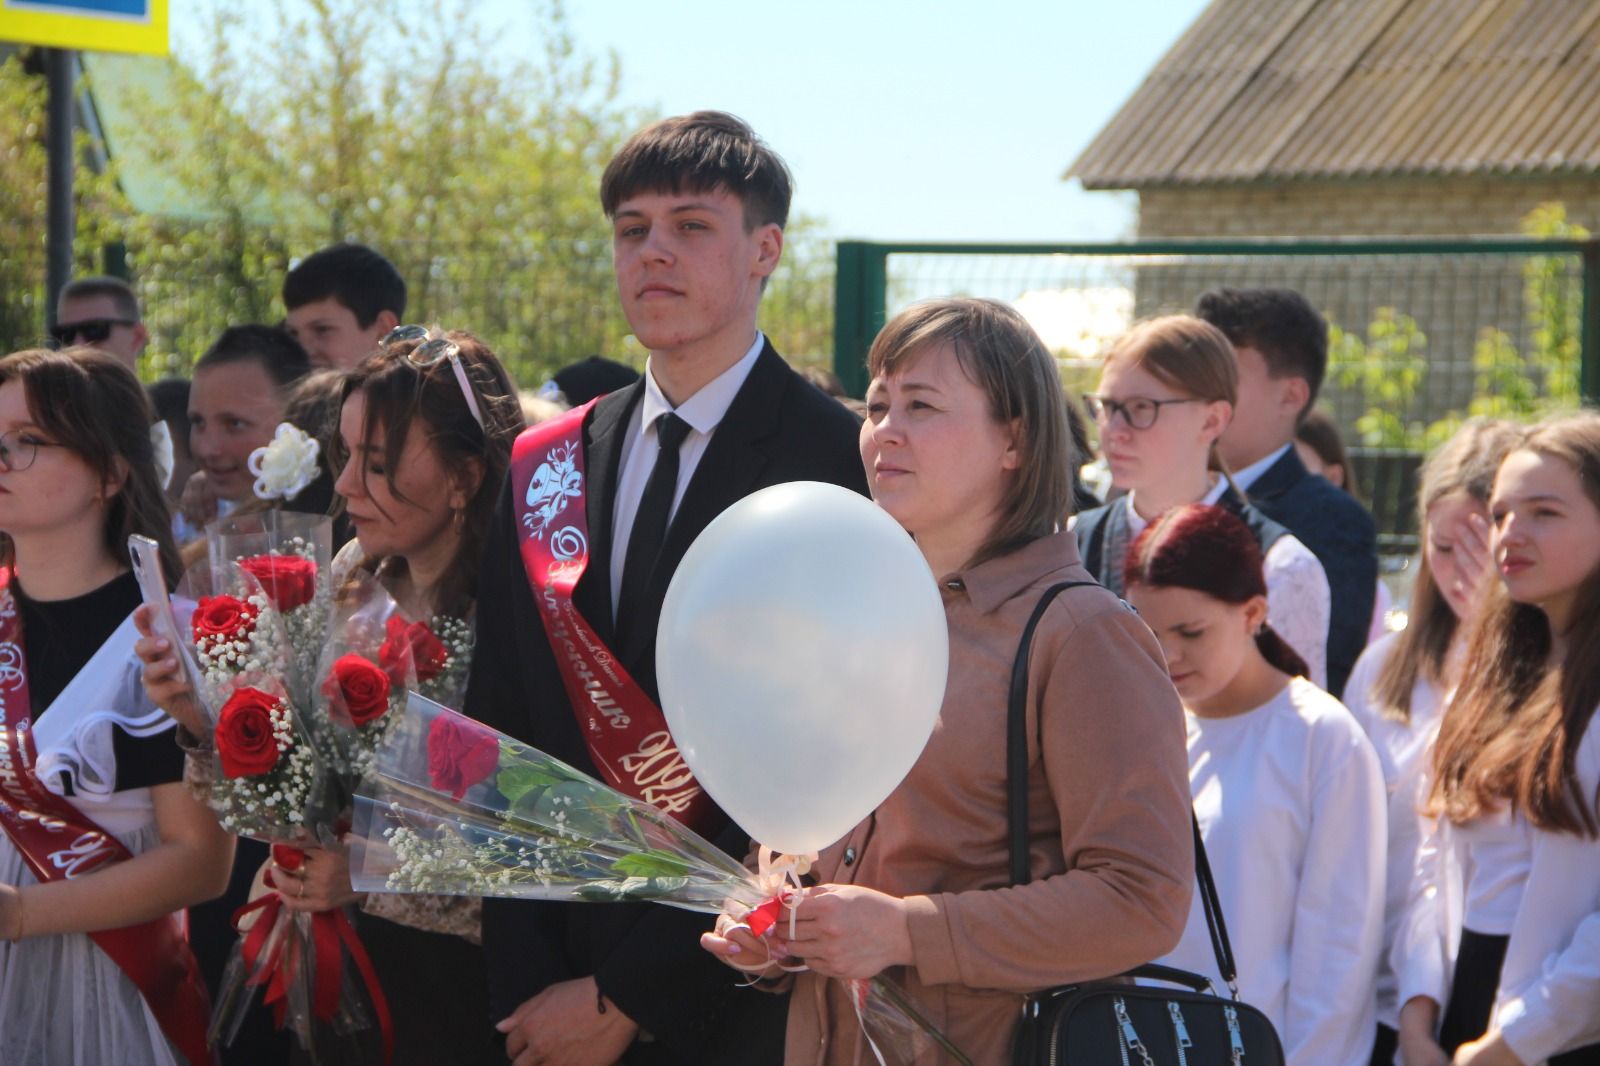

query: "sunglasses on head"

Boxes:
[380, 325, 486, 430]
[49, 318, 137, 346]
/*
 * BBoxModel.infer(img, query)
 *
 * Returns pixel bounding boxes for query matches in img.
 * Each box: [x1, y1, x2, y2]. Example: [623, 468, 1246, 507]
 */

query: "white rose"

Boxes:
[248, 423, 322, 501]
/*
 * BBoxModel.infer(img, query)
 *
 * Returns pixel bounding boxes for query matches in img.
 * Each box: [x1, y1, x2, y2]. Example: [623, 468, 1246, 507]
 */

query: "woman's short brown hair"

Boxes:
[867, 298, 1072, 568]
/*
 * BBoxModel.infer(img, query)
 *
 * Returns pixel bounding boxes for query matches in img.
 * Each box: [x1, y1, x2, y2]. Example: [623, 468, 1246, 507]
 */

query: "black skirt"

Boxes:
[1440, 928, 1600, 1063]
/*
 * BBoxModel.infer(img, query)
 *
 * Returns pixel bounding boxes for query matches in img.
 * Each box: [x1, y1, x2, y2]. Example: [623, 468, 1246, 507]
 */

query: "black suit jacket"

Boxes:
[1243, 446, 1377, 698]
[465, 341, 869, 1063]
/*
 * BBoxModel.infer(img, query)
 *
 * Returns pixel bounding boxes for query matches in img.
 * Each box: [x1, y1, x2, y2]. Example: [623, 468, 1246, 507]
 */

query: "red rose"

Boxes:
[378, 615, 449, 685]
[191, 595, 258, 647]
[216, 687, 284, 778]
[238, 554, 318, 612]
[427, 711, 500, 801]
[321, 654, 392, 727]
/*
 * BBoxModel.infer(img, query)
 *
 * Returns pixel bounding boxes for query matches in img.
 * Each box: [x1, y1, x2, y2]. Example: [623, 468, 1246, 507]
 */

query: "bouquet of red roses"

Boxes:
[188, 566, 322, 840]
[347, 694, 971, 1066]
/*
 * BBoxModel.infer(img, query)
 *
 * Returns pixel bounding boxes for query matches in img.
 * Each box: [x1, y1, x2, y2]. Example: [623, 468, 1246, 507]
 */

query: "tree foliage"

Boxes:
[1, 1, 836, 384]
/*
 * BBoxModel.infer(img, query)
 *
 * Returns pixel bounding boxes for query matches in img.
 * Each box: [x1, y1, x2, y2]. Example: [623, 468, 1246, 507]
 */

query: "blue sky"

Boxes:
[483, 0, 1212, 242]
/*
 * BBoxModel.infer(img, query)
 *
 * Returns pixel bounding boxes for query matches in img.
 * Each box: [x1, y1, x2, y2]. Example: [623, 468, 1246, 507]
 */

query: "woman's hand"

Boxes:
[1452, 1033, 1524, 1066]
[274, 844, 364, 913]
[775, 884, 914, 980]
[133, 605, 205, 736]
[179, 470, 218, 531]
[1399, 995, 1449, 1066]
[1448, 511, 1494, 610]
[700, 914, 789, 981]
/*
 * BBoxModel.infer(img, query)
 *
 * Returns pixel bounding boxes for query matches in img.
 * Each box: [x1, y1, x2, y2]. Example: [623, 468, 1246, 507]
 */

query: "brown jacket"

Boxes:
[784, 532, 1194, 1065]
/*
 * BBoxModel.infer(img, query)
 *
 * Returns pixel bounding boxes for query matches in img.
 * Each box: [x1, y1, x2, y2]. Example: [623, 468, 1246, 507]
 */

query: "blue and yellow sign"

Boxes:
[0, 0, 168, 56]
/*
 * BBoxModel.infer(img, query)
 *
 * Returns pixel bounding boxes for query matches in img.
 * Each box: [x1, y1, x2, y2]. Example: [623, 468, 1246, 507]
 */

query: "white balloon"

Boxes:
[657, 481, 948, 856]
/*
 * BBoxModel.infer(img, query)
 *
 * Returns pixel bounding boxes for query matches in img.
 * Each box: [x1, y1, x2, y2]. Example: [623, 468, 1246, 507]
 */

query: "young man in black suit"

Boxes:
[1195, 287, 1378, 698]
[465, 111, 868, 1066]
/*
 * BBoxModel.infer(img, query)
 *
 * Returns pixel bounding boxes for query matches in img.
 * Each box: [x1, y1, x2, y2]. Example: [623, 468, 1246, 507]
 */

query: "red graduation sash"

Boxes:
[0, 568, 213, 1066]
[510, 403, 715, 832]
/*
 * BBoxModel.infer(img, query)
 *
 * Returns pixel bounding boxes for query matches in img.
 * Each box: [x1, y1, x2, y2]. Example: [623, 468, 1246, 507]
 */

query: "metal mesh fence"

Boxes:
[836, 239, 1599, 555]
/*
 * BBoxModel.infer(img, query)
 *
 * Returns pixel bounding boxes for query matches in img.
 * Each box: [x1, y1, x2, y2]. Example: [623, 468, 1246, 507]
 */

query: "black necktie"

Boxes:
[616, 412, 691, 645]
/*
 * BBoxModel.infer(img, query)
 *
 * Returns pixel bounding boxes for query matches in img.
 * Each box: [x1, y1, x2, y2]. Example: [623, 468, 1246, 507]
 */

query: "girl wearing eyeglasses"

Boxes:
[1075, 315, 1332, 687]
[1125, 502, 1387, 1066]
[0, 348, 233, 1066]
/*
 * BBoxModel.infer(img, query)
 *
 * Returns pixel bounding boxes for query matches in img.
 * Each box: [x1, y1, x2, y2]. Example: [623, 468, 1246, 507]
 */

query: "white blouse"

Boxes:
[1344, 632, 1446, 1030]
[1162, 677, 1387, 1066]
[1495, 713, 1600, 1061]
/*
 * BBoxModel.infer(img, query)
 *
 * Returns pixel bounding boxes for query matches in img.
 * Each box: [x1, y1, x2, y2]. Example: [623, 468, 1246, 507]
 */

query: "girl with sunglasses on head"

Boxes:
[139, 326, 525, 1063]
[1338, 419, 1520, 1066]
[1124, 502, 1387, 1066]
[1075, 315, 1332, 687]
[0, 348, 233, 1066]
[701, 298, 1194, 1064]
[1394, 413, 1600, 1066]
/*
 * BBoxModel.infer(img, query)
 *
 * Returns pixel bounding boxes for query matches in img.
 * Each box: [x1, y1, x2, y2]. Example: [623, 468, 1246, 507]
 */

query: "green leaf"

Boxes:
[612, 850, 692, 879]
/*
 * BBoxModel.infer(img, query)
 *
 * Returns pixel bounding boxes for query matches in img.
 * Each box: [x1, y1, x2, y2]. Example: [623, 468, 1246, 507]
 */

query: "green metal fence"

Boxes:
[833, 237, 1600, 553]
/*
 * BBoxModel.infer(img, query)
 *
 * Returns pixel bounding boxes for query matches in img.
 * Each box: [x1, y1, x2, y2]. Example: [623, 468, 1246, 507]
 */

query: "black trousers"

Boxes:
[1440, 928, 1600, 1064]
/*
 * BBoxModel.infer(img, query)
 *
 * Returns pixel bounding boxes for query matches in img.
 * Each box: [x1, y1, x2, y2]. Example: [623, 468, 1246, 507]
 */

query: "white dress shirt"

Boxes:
[1344, 632, 1447, 1030]
[1231, 442, 1295, 493]
[1162, 677, 1387, 1066]
[609, 332, 765, 611]
[1126, 478, 1332, 687]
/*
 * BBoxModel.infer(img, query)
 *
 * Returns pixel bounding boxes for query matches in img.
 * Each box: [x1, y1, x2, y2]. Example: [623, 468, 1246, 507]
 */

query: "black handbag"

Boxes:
[1006, 581, 1285, 1066]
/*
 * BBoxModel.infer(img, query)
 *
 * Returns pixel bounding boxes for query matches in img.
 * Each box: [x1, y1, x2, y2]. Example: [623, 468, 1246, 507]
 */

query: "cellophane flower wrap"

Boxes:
[187, 561, 319, 841]
[190, 509, 406, 1061]
[348, 694, 971, 1065]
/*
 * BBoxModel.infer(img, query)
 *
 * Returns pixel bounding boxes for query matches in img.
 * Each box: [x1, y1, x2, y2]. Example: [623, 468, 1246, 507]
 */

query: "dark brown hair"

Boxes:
[1368, 419, 1520, 723]
[866, 298, 1073, 568]
[1124, 502, 1310, 679]
[1430, 412, 1600, 837]
[1194, 287, 1328, 418]
[0, 348, 180, 584]
[1295, 408, 1359, 498]
[335, 330, 523, 617]
[600, 111, 793, 231]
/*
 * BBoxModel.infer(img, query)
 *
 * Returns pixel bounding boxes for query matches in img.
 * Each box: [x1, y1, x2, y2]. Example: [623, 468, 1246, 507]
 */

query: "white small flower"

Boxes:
[248, 422, 321, 501]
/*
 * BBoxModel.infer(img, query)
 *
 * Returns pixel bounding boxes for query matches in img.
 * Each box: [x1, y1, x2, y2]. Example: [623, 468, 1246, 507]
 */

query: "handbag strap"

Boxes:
[1006, 580, 1241, 996]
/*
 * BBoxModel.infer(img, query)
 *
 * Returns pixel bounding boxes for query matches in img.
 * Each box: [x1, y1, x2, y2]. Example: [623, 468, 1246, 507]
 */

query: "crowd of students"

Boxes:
[0, 109, 1596, 1066]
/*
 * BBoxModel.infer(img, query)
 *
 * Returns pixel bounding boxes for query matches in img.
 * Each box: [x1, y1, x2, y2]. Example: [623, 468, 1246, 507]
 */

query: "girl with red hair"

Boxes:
[1125, 502, 1387, 1066]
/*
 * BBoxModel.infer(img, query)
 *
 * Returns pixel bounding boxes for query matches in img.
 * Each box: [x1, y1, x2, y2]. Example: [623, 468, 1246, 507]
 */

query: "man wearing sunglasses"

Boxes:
[54, 276, 150, 371]
[467, 112, 869, 1066]
[55, 277, 173, 488]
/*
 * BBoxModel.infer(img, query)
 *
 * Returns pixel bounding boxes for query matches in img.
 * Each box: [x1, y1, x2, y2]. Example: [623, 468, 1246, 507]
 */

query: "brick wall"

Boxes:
[1136, 175, 1600, 238]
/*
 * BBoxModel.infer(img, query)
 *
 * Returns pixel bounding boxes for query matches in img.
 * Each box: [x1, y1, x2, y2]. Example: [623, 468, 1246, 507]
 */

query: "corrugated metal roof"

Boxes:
[1068, 0, 1600, 187]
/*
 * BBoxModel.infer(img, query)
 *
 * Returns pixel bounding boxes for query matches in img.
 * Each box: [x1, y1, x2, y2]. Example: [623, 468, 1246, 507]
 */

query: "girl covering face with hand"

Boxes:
[1398, 413, 1600, 1066]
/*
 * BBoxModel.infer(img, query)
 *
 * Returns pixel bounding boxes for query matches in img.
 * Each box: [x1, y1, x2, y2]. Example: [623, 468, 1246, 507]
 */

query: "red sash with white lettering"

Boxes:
[511, 403, 715, 832]
[0, 569, 213, 1066]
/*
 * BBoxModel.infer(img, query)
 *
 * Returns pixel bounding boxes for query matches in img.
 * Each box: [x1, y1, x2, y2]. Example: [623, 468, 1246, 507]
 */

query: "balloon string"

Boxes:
[719, 847, 815, 978]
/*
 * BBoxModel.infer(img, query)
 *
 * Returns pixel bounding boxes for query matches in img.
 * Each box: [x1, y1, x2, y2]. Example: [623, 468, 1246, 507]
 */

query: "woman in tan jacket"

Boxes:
[703, 297, 1195, 1064]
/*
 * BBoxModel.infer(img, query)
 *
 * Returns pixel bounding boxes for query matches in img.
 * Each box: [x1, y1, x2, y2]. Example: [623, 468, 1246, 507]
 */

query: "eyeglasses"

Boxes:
[1081, 394, 1200, 431]
[0, 430, 63, 472]
[381, 325, 485, 430]
[49, 318, 137, 346]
